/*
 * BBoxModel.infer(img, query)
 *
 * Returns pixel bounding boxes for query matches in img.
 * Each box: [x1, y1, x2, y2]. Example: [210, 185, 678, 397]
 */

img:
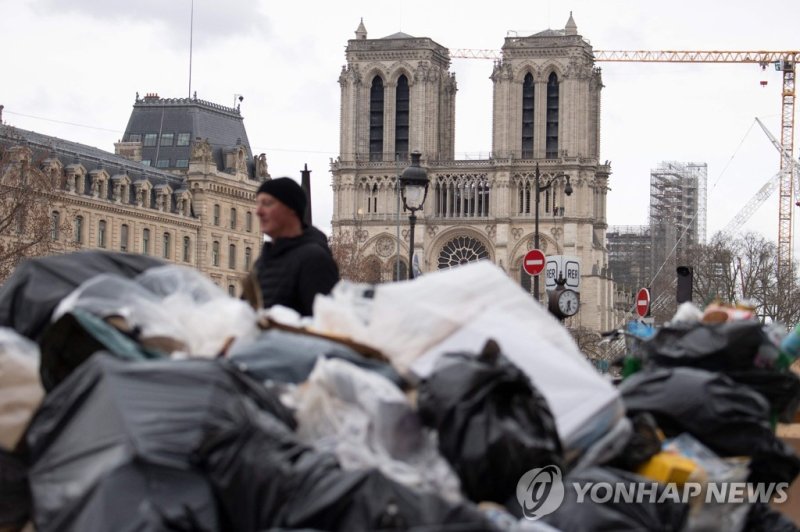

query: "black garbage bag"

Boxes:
[643, 320, 768, 371]
[27, 352, 484, 531]
[38, 310, 164, 392]
[643, 321, 800, 422]
[605, 413, 663, 472]
[745, 502, 800, 532]
[66, 462, 218, 532]
[726, 368, 800, 423]
[0, 251, 163, 340]
[25, 353, 293, 532]
[417, 340, 564, 512]
[229, 328, 405, 388]
[620, 367, 800, 485]
[0, 449, 30, 530]
[542, 466, 690, 531]
[197, 396, 494, 532]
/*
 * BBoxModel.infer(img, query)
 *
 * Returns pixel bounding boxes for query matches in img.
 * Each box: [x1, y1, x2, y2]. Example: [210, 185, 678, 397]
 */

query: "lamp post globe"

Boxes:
[399, 151, 429, 280]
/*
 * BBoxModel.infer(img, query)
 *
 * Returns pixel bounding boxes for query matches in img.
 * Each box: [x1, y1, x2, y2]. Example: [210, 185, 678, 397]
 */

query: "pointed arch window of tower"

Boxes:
[546, 72, 559, 158]
[395, 75, 410, 160]
[522, 73, 534, 158]
[367, 183, 378, 213]
[369, 76, 384, 161]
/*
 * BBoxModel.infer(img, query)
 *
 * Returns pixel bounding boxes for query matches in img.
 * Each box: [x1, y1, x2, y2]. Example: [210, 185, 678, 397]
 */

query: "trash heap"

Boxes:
[0, 252, 798, 531]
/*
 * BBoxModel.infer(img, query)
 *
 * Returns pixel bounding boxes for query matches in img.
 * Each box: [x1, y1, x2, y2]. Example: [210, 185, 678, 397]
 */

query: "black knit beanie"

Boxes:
[256, 177, 307, 221]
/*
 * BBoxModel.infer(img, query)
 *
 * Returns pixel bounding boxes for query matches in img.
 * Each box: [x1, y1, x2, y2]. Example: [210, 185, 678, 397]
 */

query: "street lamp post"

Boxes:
[399, 151, 429, 280]
[533, 162, 572, 301]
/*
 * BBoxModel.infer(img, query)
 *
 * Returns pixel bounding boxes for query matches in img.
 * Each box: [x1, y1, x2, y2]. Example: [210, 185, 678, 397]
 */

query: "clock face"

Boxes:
[557, 290, 580, 316]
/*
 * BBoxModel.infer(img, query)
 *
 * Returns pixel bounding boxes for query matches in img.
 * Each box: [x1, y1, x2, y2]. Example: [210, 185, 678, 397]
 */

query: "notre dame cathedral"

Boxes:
[330, 14, 619, 331]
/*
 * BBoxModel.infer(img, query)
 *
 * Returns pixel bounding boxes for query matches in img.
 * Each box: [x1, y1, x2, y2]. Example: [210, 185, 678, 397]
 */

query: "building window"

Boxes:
[391, 258, 408, 281]
[522, 72, 534, 158]
[175, 159, 189, 168]
[141, 160, 151, 167]
[213, 204, 220, 225]
[244, 247, 252, 270]
[230, 208, 237, 229]
[142, 228, 150, 255]
[120, 224, 129, 251]
[156, 159, 170, 168]
[129, 134, 141, 143]
[212, 241, 220, 267]
[160, 133, 174, 146]
[143, 133, 158, 147]
[246, 211, 253, 232]
[228, 244, 236, 269]
[546, 72, 559, 158]
[183, 236, 191, 262]
[228, 285, 236, 297]
[176, 133, 191, 147]
[517, 179, 531, 215]
[367, 183, 378, 213]
[73, 216, 84, 244]
[162, 232, 171, 259]
[395, 74, 409, 160]
[98, 219, 107, 248]
[434, 176, 491, 218]
[437, 236, 489, 269]
[50, 211, 60, 241]
[369, 76, 384, 162]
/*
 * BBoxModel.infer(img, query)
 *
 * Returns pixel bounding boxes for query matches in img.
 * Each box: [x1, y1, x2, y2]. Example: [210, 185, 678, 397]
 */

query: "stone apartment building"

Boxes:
[331, 15, 618, 330]
[0, 94, 269, 294]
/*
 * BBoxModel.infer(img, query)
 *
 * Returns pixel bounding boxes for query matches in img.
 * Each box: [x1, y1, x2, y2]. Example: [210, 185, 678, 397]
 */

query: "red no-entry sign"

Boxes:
[523, 249, 546, 276]
[636, 288, 651, 318]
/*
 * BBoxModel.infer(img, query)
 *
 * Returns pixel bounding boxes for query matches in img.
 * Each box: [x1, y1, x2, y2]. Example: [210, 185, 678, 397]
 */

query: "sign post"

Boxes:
[636, 288, 651, 319]
[523, 249, 546, 277]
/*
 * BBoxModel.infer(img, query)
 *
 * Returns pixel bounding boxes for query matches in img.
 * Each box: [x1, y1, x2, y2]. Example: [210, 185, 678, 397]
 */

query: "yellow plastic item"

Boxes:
[636, 452, 699, 485]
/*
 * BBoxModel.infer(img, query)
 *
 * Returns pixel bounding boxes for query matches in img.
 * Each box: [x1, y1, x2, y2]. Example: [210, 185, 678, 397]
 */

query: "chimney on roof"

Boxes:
[301, 163, 312, 226]
[0, 105, 4, 124]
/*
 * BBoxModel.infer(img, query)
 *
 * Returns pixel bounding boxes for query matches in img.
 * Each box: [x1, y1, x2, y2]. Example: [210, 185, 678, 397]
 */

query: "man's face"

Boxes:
[255, 192, 297, 238]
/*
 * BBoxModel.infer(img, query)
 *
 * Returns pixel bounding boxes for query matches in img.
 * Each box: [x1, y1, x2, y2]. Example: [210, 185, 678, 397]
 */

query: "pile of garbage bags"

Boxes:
[0, 252, 798, 531]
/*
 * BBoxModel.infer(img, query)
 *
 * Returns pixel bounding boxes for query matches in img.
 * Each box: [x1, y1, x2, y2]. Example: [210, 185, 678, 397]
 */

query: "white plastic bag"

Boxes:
[0, 328, 44, 450]
[293, 358, 461, 501]
[314, 261, 623, 457]
[136, 266, 260, 357]
[54, 266, 259, 357]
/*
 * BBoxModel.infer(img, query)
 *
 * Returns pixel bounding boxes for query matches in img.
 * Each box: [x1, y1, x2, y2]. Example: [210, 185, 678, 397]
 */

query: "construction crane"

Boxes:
[717, 118, 800, 238]
[450, 48, 799, 276]
[755, 118, 800, 210]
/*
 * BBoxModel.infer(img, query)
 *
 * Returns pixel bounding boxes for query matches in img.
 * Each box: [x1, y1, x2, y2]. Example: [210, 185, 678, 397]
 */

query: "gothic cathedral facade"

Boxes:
[331, 15, 617, 331]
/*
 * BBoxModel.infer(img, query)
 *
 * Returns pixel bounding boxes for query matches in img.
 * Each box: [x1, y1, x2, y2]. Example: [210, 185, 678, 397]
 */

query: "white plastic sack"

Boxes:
[293, 357, 461, 501]
[136, 266, 259, 357]
[0, 327, 44, 450]
[314, 261, 623, 456]
[53, 274, 180, 340]
[312, 281, 375, 340]
[54, 266, 258, 357]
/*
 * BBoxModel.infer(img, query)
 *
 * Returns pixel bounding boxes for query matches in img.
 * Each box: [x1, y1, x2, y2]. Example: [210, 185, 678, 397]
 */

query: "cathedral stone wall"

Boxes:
[332, 15, 617, 331]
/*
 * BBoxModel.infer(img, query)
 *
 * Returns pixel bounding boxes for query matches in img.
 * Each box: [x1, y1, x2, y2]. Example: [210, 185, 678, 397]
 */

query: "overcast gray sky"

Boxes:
[2, 0, 799, 260]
